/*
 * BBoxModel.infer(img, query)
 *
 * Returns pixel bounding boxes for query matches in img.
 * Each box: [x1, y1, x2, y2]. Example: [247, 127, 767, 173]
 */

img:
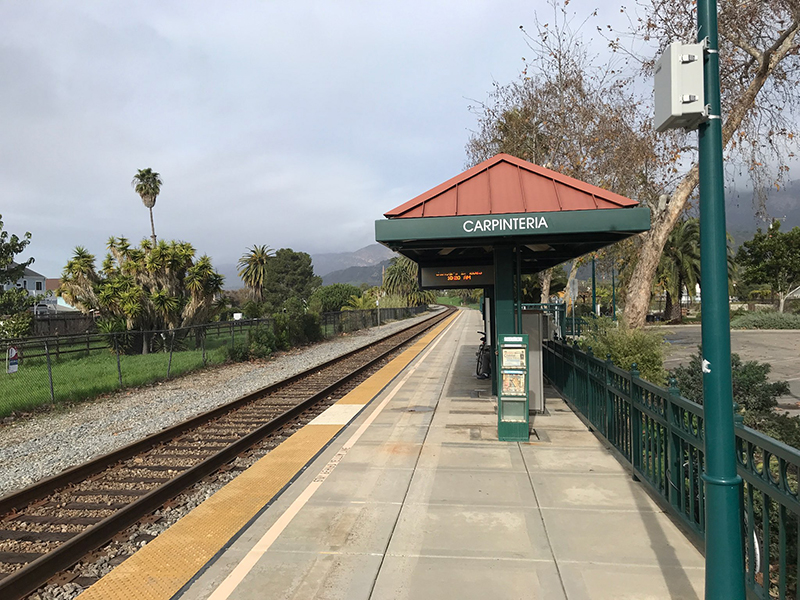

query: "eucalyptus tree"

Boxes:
[237, 245, 274, 301]
[132, 168, 163, 245]
[621, 0, 800, 327]
[467, 2, 661, 314]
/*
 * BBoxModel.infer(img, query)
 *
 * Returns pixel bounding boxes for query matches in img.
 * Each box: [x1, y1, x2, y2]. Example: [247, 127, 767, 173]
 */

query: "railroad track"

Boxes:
[0, 306, 455, 599]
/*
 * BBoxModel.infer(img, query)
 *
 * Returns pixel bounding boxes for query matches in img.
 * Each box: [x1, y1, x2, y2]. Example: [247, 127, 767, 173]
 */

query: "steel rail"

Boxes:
[0, 306, 453, 599]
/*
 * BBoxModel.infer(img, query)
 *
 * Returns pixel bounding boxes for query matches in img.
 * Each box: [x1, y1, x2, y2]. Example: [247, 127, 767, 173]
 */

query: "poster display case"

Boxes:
[497, 333, 529, 441]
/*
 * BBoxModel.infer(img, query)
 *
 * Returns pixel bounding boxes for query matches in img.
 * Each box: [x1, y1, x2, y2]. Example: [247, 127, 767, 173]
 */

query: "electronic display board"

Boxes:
[419, 265, 494, 289]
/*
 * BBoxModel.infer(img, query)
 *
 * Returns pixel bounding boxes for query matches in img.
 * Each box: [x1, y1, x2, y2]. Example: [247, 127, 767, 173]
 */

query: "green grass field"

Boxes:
[0, 333, 237, 418]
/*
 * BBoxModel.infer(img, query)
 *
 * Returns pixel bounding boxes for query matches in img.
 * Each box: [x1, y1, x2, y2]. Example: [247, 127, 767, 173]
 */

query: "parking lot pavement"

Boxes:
[659, 324, 800, 413]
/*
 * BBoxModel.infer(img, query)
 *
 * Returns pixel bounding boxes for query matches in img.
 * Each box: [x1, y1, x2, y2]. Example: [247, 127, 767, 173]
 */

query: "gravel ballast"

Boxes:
[0, 312, 438, 497]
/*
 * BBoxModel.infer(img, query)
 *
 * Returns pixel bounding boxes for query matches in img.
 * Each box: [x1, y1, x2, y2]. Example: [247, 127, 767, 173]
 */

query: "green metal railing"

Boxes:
[543, 338, 800, 599]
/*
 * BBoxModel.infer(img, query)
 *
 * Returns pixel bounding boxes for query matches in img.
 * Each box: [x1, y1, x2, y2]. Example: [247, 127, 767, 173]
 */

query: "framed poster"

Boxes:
[502, 347, 526, 369]
[501, 371, 526, 396]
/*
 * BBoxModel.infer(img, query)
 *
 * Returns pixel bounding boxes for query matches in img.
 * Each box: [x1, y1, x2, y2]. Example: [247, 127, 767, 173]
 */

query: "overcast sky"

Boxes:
[3, 1, 635, 279]
[8, 0, 795, 284]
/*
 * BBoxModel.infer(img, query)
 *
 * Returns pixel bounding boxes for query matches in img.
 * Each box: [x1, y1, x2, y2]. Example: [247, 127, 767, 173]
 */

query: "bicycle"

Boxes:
[475, 331, 491, 379]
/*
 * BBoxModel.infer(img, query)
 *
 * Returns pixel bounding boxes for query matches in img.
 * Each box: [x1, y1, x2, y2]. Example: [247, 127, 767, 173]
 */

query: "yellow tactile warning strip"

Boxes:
[76, 311, 459, 600]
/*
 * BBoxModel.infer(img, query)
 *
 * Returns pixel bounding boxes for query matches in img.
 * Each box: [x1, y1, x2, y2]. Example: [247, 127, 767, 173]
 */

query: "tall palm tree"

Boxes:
[657, 218, 701, 322]
[382, 256, 435, 307]
[238, 245, 274, 301]
[132, 168, 163, 245]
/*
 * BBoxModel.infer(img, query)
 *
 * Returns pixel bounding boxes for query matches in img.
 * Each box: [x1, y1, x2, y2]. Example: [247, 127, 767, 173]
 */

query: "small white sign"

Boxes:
[7, 346, 19, 374]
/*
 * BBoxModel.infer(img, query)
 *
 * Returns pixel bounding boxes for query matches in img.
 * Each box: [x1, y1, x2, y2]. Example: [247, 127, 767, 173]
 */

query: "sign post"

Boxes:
[7, 346, 19, 374]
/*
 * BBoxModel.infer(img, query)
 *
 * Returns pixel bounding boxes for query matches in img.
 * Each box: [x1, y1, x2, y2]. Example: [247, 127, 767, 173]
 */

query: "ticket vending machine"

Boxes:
[497, 333, 529, 441]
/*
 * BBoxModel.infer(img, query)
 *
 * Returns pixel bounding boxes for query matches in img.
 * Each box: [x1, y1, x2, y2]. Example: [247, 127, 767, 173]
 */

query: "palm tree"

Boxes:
[238, 245, 274, 301]
[382, 256, 436, 307]
[342, 294, 376, 311]
[132, 168, 163, 245]
[657, 218, 701, 322]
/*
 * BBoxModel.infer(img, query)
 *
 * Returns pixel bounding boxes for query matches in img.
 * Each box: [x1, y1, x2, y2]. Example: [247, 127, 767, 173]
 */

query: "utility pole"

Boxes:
[697, 0, 745, 597]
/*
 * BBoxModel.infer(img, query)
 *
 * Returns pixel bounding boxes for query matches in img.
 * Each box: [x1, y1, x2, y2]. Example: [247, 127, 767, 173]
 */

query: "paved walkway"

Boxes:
[179, 309, 704, 600]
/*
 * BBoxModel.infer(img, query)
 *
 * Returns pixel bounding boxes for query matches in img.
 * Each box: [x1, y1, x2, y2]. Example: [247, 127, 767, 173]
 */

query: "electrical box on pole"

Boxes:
[654, 42, 706, 132]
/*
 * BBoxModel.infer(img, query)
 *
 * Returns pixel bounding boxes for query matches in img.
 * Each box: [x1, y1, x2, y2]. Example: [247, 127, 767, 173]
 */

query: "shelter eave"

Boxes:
[376, 207, 651, 246]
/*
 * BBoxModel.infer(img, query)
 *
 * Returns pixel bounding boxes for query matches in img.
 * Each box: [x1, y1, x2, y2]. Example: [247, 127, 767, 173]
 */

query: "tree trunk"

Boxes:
[668, 292, 683, 322]
[622, 165, 700, 328]
[565, 260, 579, 315]
[539, 269, 553, 304]
[663, 291, 673, 323]
[779, 294, 786, 314]
[149, 207, 157, 245]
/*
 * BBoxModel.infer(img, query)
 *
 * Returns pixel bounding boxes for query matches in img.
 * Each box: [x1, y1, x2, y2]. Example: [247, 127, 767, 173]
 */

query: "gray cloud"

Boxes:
[4, 1, 721, 281]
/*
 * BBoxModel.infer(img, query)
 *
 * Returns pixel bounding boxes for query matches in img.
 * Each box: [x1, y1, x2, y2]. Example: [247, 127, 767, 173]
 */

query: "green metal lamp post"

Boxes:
[697, 0, 746, 597]
[592, 254, 597, 317]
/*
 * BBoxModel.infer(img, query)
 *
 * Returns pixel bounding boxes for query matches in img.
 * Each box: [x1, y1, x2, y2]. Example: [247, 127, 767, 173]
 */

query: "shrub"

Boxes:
[580, 317, 669, 385]
[0, 312, 32, 339]
[671, 349, 790, 413]
[272, 297, 322, 350]
[96, 316, 133, 354]
[247, 323, 277, 359]
[730, 311, 800, 330]
[227, 343, 249, 362]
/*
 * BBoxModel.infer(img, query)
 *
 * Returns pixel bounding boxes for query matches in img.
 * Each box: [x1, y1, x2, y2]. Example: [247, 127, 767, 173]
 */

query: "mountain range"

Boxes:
[217, 183, 799, 290]
[218, 244, 396, 290]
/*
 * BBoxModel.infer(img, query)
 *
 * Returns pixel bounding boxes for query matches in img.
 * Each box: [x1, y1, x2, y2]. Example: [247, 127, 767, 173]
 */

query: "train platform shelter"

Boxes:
[77, 309, 704, 600]
[375, 153, 650, 442]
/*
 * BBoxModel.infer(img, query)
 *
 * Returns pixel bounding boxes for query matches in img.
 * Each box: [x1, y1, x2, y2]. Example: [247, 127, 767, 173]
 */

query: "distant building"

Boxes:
[2, 262, 46, 297]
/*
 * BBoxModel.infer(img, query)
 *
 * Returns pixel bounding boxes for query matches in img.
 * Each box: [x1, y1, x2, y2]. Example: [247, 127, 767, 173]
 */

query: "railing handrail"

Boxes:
[543, 336, 800, 600]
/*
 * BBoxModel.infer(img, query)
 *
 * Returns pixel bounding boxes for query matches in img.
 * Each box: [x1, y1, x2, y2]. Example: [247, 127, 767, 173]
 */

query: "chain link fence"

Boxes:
[1, 306, 428, 418]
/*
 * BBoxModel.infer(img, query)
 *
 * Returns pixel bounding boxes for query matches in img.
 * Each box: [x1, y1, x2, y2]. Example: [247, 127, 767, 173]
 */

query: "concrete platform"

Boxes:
[167, 309, 705, 599]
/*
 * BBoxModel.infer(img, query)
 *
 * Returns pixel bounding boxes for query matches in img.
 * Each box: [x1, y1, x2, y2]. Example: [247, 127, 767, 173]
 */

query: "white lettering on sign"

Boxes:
[462, 216, 549, 234]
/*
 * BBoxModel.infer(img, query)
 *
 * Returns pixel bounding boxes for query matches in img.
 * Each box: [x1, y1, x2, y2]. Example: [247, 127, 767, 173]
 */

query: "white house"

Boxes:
[2, 262, 47, 297]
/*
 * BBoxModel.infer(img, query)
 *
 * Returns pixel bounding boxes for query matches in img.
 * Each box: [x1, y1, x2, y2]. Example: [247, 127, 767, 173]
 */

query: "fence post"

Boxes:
[667, 377, 682, 511]
[167, 330, 176, 378]
[85, 332, 90, 357]
[113, 333, 122, 387]
[44, 341, 55, 404]
[630, 362, 641, 481]
[202, 327, 207, 366]
[230, 321, 235, 349]
[605, 354, 614, 443]
[586, 347, 595, 431]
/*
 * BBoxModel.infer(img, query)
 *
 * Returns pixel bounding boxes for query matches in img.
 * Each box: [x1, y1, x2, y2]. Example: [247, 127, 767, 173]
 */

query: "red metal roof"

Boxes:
[384, 154, 638, 218]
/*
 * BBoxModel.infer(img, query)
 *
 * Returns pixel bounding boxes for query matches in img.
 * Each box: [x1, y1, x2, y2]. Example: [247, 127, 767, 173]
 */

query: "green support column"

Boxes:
[697, 1, 746, 597]
[515, 246, 522, 334]
[495, 246, 528, 440]
[494, 247, 515, 344]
